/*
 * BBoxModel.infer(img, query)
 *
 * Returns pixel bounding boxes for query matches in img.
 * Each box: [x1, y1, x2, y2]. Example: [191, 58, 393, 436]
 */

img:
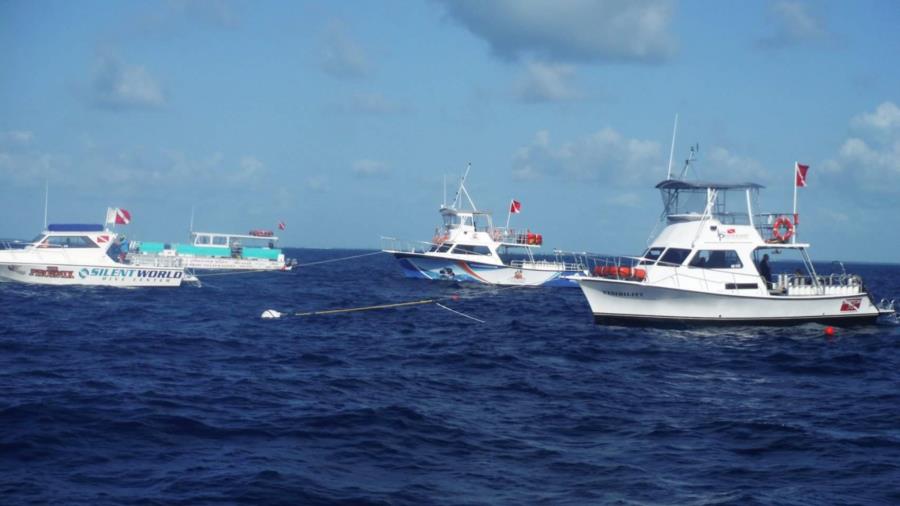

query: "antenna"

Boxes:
[679, 143, 699, 180]
[43, 180, 49, 229]
[189, 205, 195, 233]
[666, 114, 678, 180]
[442, 174, 446, 207]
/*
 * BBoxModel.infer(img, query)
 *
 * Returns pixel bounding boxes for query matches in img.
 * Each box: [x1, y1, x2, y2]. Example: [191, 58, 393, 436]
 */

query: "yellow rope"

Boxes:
[293, 299, 436, 317]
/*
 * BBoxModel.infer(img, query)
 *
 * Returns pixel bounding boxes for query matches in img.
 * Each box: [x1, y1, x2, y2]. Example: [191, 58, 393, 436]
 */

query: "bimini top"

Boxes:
[47, 224, 105, 232]
[655, 180, 765, 191]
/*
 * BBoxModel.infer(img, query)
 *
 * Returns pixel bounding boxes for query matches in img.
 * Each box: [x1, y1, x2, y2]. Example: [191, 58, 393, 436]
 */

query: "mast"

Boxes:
[43, 180, 49, 229]
[666, 114, 678, 180]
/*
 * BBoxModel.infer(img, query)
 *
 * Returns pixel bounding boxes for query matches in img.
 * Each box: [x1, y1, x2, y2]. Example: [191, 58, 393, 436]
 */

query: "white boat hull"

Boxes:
[576, 276, 883, 326]
[392, 252, 580, 287]
[129, 254, 290, 271]
[0, 262, 184, 287]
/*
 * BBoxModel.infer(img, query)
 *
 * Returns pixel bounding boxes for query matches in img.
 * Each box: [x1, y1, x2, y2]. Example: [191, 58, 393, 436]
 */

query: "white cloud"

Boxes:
[704, 146, 770, 182]
[0, 133, 267, 190]
[824, 101, 900, 192]
[439, 0, 676, 64]
[319, 20, 371, 79]
[512, 127, 663, 184]
[757, 1, 830, 49]
[850, 101, 900, 137]
[514, 61, 581, 103]
[227, 156, 266, 183]
[352, 159, 389, 177]
[89, 55, 166, 110]
[0, 130, 34, 146]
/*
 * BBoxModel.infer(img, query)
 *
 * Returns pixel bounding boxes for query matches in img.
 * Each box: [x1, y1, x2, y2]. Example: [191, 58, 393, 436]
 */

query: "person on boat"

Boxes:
[758, 254, 772, 288]
[107, 237, 122, 262]
[118, 235, 129, 263]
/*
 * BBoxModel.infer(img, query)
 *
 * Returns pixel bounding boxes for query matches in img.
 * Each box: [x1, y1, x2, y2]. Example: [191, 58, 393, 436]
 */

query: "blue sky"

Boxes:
[2, 0, 899, 262]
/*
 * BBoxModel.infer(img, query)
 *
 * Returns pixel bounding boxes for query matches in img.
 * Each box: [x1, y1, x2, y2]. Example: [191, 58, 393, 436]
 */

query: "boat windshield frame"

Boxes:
[656, 179, 764, 226]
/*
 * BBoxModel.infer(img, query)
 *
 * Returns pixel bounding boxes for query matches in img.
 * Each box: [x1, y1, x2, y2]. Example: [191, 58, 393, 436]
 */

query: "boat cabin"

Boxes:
[590, 179, 855, 297]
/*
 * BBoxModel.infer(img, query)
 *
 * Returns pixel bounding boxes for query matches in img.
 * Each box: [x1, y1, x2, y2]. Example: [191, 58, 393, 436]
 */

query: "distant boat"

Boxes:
[382, 166, 585, 286]
[571, 168, 896, 326]
[0, 223, 186, 287]
[129, 230, 295, 271]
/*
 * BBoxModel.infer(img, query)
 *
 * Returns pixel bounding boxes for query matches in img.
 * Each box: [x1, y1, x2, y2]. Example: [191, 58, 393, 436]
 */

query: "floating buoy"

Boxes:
[824, 326, 835, 337]
[261, 309, 283, 319]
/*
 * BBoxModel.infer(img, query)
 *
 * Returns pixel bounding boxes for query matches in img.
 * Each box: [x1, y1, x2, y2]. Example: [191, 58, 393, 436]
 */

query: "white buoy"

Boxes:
[261, 309, 282, 319]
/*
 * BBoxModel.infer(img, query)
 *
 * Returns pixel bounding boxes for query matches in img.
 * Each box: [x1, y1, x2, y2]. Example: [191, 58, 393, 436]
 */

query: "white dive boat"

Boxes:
[0, 223, 186, 287]
[382, 167, 585, 286]
[129, 230, 295, 271]
[572, 178, 896, 326]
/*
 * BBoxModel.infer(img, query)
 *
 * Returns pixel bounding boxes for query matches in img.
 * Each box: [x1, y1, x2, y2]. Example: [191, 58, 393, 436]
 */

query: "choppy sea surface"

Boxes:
[2, 248, 900, 505]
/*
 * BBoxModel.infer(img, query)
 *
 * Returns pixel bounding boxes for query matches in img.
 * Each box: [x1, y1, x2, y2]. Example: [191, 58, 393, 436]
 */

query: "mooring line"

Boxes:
[435, 303, 485, 323]
[292, 298, 436, 316]
[294, 250, 386, 267]
[261, 282, 536, 322]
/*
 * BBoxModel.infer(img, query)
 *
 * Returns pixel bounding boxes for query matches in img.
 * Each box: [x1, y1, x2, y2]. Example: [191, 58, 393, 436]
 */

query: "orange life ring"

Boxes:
[772, 216, 794, 242]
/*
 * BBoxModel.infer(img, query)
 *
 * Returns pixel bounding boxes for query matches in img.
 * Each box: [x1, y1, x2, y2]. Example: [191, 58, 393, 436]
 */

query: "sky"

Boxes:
[2, 0, 899, 262]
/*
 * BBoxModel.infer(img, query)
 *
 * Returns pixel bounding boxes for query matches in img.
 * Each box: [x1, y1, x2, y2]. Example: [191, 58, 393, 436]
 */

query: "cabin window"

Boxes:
[437, 243, 453, 253]
[459, 245, 491, 255]
[462, 216, 473, 227]
[474, 215, 490, 232]
[639, 247, 664, 265]
[658, 248, 691, 266]
[196, 235, 211, 245]
[689, 250, 743, 269]
[44, 236, 99, 248]
[451, 244, 490, 255]
[212, 236, 228, 246]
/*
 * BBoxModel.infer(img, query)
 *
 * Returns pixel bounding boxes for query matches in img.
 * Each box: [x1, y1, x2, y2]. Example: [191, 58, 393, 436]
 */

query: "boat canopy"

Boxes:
[656, 179, 764, 225]
[47, 224, 105, 232]
[655, 180, 764, 191]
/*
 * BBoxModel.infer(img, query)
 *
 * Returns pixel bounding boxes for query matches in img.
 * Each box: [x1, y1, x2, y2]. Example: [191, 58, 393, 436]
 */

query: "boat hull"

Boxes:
[129, 254, 290, 271]
[0, 262, 184, 287]
[392, 252, 579, 287]
[576, 276, 882, 327]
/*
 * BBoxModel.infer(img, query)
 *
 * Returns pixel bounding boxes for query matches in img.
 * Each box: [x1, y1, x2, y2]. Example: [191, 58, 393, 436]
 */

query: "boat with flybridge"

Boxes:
[382, 166, 585, 286]
[571, 149, 895, 326]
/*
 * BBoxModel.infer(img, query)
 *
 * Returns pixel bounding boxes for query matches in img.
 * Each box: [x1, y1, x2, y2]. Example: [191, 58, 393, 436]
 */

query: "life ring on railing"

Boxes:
[772, 216, 794, 242]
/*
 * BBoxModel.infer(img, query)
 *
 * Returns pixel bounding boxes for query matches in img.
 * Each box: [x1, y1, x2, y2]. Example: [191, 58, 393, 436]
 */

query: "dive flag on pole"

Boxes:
[510, 200, 522, 214]
[105, 207, 132, 225]
[795, 163, 809, 188]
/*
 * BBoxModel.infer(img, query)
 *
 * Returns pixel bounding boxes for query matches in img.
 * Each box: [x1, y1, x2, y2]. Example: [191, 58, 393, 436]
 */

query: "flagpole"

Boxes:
[792, 162, 798, 244]
[505, 199, 512, 229]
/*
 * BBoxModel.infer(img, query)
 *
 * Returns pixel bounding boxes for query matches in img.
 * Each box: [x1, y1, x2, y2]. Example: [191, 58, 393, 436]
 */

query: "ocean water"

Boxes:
[2, 248, 900, 505]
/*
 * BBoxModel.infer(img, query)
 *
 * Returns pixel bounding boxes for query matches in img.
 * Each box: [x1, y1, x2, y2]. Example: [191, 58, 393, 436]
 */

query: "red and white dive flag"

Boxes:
[795, 163, 809, 188]
[509, 200, 522, 214]
[105, 207, 132, 225]
[278, 221, 286, 231]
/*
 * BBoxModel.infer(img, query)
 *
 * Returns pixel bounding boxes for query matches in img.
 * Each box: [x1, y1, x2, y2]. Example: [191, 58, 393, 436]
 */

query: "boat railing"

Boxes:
[122, 253, 183, 268]
[490, 227, 544, 246]
[775, 272, 864, 296]
[381, 236, 437, 255]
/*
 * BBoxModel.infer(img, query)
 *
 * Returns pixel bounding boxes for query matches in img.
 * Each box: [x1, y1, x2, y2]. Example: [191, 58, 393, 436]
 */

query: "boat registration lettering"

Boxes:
[601, 290, 644, 298]
[29, 266, 74, 279]
[78, 268, 183, 279]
